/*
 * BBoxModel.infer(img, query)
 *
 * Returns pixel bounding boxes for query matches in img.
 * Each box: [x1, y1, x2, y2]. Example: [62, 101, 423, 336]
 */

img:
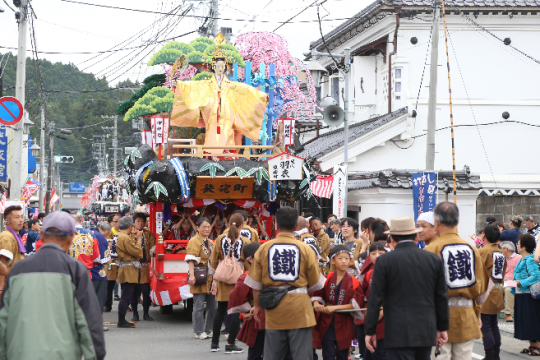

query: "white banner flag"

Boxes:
[332, 165, 347, 219]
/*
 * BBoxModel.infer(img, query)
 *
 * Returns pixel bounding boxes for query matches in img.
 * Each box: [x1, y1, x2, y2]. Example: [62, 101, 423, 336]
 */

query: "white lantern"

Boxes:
[150, 116, 170, 145]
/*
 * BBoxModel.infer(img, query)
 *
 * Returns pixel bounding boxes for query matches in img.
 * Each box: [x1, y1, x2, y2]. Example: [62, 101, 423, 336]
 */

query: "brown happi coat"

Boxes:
[424, 233, 489, 343]
[186, 233, 214, 294]
[116, 232, 143, 284]
[130, 229, 155, 284]
[479, 242, 506, 314]
[315, 230, 331, 265]
[104, 234, 117, 281]
[0, 230, 25, 271]
[245, 232, 325, 330]
[209, 233, 250, 302]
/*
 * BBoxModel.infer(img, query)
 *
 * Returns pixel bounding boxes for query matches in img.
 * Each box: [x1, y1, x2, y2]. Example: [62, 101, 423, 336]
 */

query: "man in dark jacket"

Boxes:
[0, 211, 106, 360]
[365, 216, 449, 360]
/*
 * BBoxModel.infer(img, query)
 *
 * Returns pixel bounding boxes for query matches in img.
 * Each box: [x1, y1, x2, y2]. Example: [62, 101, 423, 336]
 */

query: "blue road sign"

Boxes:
[69, 182, 85, 193]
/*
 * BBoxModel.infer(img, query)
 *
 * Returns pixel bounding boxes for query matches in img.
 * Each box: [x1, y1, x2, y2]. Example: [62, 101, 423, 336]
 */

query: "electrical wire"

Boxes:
[273, 0, 321, 31]
[2, 0, 14, 12]
[237, 0, 276, 34]
[446, 2, 540, 66]
[317, 3, 343, 71]
[446, 28, 497, 187]
[62, 0, 382, 25]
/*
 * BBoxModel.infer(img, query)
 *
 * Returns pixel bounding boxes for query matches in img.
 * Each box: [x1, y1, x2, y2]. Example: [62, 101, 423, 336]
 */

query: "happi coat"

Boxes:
[69, 228, 100, 274]
[311, 271, 364, 350]
[105, 233, 118, 281]
[315, 230, 331, 266]
[116, 232, 143, 284]
[224, 225, 260, 244]
[0, 230, 25, 271]
[245, 232, 326, 330]
[129, 229, 155, 284]
[208, 233, 250, 302]
[171, 75, 269, 154]
[479, 242, 506, 314]
[185, 233, 214, 294]
[227, 272, 266, 348]
[424, 232, 489, 343]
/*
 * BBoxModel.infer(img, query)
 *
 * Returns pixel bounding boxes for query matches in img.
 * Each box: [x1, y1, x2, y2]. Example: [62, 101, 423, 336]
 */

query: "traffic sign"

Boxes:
[0, 96, 24, 126]
[69, 182, 85, 193]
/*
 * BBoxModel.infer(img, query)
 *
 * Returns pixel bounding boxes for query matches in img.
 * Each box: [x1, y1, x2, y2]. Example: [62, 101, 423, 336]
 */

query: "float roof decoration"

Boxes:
[116, 74, 166, 116]
[123, 86, 174, 122]
[147, 36, 245, 67]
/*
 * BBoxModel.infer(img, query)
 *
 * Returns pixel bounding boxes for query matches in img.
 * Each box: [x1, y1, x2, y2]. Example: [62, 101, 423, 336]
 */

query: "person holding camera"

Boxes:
[186, 217, 216, 340]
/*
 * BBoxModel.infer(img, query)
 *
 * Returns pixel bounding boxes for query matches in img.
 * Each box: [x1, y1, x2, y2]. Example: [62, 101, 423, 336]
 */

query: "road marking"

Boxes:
[472, 353, 483, 359]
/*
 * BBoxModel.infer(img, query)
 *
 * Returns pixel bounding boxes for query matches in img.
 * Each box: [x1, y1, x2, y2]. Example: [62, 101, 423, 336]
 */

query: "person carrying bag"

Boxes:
[208, 214, 251, 354]
[186, 218, 216, 340]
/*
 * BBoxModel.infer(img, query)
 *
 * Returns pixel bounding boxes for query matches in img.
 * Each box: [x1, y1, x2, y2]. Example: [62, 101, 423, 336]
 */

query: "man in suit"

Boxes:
[365, 216, 449, 360]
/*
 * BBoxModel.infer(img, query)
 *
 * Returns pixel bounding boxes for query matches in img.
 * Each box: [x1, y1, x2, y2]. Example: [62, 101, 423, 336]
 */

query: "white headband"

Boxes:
[330, 250, 353, 259]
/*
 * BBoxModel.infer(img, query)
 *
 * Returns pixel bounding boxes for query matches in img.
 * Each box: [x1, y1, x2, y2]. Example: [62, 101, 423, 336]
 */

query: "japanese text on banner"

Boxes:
[0, 127, 7, 182]
[332, 166, 347, 219]
[412, 172, 437, 222]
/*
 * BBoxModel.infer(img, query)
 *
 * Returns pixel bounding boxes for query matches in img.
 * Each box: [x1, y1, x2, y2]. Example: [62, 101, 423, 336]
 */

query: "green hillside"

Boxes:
[0, 53, 141, 183]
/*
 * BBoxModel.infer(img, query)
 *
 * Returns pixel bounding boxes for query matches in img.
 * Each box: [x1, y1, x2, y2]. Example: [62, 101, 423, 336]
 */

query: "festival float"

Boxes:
[119, 32, 318, 314]
[80, 175, 132, 217]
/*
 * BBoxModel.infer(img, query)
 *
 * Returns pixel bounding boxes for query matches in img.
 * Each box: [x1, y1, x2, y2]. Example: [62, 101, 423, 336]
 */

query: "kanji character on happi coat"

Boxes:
[424, 202, 489, 360]
[170, 33, 269, 155]
[311, 246, 365, 360]
[478, 224, 507, 359]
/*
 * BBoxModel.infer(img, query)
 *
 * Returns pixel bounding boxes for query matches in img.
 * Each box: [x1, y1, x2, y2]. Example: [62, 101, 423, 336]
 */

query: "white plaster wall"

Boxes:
[312, 13, 540, 189]
[348, 187, 478, 244]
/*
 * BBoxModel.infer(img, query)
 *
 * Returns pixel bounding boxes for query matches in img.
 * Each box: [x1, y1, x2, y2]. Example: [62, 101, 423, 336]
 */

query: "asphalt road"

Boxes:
[103, 301, 531, 360]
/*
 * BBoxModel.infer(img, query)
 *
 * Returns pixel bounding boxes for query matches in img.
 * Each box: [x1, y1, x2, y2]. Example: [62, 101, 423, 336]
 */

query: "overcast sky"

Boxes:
[0, 0, 372, 87]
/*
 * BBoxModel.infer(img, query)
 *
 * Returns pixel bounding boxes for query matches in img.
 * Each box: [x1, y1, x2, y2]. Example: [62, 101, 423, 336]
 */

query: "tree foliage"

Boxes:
[0, 52, 141, 183]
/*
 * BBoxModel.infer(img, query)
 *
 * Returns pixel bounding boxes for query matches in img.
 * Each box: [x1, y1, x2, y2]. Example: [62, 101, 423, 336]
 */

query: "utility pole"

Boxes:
[38, 105, 45, 212]
[343, 47, 351, 214]
[10, 0, 29, 200]
[102, 115, 119, 176]
[45, 123, 54, 215]
[210, 0, 219, 36]
[426, 2, 440, 170]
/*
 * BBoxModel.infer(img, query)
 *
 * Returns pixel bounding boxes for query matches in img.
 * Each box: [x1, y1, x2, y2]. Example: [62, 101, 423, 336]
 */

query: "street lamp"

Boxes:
[306, 60, 327, 88]
[23, 117, 34, 135]
[29, 139, 40, 157]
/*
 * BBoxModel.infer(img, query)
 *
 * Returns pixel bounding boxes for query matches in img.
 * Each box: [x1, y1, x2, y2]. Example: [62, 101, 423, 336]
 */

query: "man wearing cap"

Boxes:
[0, 211, 105, 360]
[424, 202, 489, 360]
[0, 206, 27, 293]
[129, 212, 155, 322]
[116, 216, 143, 328]
[416, 212, 438, 247]
[365, 216, 449, 360]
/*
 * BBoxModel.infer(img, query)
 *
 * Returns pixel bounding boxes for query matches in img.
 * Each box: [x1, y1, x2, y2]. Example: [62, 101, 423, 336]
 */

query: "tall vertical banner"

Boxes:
[277, 118, 295, 146]
[412, 172, 438, 222]
[0, 127, 7, 182]
[333, 166, 347, 219]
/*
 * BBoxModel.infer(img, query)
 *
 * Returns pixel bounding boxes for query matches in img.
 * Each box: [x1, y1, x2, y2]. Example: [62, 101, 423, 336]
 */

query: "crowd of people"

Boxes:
[1, 203, 540, 360]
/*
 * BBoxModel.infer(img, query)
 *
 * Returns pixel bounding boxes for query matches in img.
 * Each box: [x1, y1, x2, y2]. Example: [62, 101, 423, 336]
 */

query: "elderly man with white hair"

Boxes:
[500, 241, 522, 322]
[523, 215, 540, 243]
[416, 212, 438, 247]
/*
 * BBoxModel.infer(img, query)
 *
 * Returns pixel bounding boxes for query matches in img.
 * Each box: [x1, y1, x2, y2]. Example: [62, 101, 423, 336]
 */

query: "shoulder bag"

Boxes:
[194, 239, 212, 286]
[526, 260, 540, 300]
[213, 238, 243, 284]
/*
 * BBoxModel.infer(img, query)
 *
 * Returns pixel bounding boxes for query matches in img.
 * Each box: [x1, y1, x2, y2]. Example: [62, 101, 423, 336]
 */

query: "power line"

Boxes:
[62, 0, 381, 25]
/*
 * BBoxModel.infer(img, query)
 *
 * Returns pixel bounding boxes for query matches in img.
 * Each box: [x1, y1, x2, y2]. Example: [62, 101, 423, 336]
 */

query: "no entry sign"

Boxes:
[0, 96, 24, 126]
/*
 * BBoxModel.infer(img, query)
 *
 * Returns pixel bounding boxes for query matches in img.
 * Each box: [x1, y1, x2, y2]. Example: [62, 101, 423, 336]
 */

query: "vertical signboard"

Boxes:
[332, 165, 347, 219]
[412, 172, 438, 222]
[0, 127, 7, 182]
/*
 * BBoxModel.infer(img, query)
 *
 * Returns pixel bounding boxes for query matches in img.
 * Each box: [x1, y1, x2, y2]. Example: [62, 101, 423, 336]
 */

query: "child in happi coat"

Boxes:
[362, 242, 387, 360]
[312, 245, 365, 360]
[227, 243, 264, 359]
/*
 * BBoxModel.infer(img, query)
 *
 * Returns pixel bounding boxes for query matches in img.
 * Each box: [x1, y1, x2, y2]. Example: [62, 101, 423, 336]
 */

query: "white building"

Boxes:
[297, 0, 540, 237]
